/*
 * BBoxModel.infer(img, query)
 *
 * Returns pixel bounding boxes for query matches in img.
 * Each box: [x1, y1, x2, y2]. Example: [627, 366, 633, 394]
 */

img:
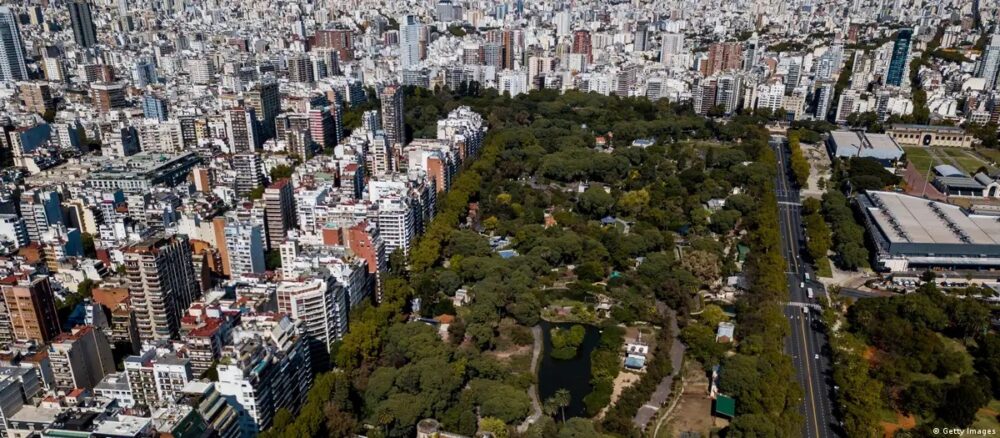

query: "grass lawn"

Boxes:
[815, 257, 833, 278]
[904, 147, 994, 175]
[904, 147, 935, 173]
[976, 147, 1000, 164]
[940, 148, 990, 174]
[972, 399, 1000, 433]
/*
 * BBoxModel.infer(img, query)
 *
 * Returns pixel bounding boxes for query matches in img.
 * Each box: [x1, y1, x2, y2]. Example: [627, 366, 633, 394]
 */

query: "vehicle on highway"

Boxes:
[814, 354, 819, 360]
[802, 307, 809, 314]
[800, 282, 805, 288]
[804, 273, 811, 281]
[807, 288, 814, 299]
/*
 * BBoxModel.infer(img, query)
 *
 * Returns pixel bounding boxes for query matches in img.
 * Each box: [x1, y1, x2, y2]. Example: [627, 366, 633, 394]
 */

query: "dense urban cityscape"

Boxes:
[0, 0, 997, 437]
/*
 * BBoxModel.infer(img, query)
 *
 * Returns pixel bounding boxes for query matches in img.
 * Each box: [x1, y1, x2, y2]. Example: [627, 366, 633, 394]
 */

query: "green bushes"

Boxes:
[550, 325, 586, 359]
[821, 191, 870, 270]
[802, 198, 833, 275]
[788, 132, 811, 188]
[582, 326, 625, 416]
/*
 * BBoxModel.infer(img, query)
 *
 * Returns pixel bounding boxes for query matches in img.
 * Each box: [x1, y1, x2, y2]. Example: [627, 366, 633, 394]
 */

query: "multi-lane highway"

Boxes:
[770, 135, 840, 438]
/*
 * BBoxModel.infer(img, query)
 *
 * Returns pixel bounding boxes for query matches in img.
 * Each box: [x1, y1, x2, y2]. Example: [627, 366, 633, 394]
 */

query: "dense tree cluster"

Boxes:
[838, 283, 998, 433]
[718, 119, 803, 437]
[788, 131, 810, 188]
[802, 198, 833, 274]
[551, 325, 587, 359]
[820, 191, 870, 270]
[583, 326, 625, 416]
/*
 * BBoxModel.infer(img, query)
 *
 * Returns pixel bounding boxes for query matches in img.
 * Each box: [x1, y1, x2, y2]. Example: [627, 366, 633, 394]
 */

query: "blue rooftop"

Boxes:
[624, 356, 646, 369]
[498, 249, 519, 259]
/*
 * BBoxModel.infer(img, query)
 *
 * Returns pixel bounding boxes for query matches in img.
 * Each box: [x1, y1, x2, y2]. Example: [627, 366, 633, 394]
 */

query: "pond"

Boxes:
[537, 321, 602, 418]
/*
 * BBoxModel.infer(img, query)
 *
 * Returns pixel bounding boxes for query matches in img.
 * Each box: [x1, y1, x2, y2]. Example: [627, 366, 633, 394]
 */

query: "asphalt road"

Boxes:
[771, 136, 840, 438]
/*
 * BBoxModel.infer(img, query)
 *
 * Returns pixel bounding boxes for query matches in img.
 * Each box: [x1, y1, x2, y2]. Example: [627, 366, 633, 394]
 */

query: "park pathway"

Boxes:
[632, 304, 685, 430]
[517, 325, 544, 433]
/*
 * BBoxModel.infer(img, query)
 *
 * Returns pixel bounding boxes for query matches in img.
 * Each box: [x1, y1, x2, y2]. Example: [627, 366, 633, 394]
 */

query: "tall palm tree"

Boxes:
[554, 388, 571, 424]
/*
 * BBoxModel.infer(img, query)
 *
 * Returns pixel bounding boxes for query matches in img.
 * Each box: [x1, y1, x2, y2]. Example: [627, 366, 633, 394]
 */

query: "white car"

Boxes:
[814, 354, 820, 360]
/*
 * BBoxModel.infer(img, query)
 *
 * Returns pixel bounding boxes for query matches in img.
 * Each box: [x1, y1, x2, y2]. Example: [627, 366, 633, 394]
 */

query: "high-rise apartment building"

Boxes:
[0, 275, 61, 347]
[224, 219, 265, 277]
[232, 154, 265, 198]
[188, 59, 215, 85]
[835, 89, 861, 123]
[502, 29, 516, 70]
[702, 42, 743, 76]
[692, 78, 718, 115]
[275, 274, 348, 352]
[68, 1, 98, 48]
[572, 30, 593, 64]
[885, 28, 912, 87]
[813, 82, 835, 120]
[313, 28, 354, 62]
[246, 82, 279, 141]
[224, 107, 260, 154]
[287, 55, 314, 84]
[375, 198, 415, 257]
[90, 82, 127, 113]
[142, 94, 169, 122]
[308, 105, 341, 150]
[715, 75, 743, 115]
[263, 180, 295, 250]
[19, 189, 62, 243]
[216, 317, 312, 435]
[978, 33, 1000, 89]
[661, 33, 684, 66]
[48, 325, 115, 391]
[178, 381, 242, 438]
[18, 83, 55, 116]
[0, 7, 28, 82]
[125, 235, 200, 342]
[124, 348, 193, 408]
[380, 85, 405, 148]
[785, 58, 803, 95]
[399, 15, 424, 68]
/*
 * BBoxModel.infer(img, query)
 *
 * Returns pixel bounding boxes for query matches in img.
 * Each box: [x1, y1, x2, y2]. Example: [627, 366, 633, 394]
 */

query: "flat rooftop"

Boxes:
[862, 191, 1000, 245]
[9, 405, 62, 424]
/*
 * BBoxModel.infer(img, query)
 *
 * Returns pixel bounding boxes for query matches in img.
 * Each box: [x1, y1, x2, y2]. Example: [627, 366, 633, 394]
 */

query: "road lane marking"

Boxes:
[800, 311, 822, 437]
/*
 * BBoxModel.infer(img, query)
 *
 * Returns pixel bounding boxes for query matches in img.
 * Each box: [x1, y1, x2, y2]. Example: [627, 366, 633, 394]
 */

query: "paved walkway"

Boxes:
[632, 305, 685, 430]
[517, 325, 544, 433]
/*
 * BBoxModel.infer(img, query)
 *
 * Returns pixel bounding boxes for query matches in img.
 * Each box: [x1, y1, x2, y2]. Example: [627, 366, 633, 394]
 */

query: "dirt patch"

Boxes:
[596, 371, 641, 419]
[863, 346, 877, 363]
[490, 344, 531, 360]
[881, 412, 917, 438]
[666, 363, 715, 437]
[903, 162, 947, 201]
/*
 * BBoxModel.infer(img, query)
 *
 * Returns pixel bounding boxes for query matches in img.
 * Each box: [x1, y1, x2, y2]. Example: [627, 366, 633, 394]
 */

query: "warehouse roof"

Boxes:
[828, 130, 903, 161]
[862, 191, 1000, 245]
[934, 164, 966, 177]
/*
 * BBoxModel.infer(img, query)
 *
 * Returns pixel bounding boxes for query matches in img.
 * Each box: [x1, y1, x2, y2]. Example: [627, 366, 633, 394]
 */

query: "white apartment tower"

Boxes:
[124, 235, 200, 342]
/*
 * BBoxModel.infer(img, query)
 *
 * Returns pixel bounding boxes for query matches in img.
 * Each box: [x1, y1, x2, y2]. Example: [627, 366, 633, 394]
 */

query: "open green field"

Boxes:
[903, 147, 995, 175]
[976, 147, 1000, 164]
[904, 147, 935, 173]
[939, 148, 991, 174]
